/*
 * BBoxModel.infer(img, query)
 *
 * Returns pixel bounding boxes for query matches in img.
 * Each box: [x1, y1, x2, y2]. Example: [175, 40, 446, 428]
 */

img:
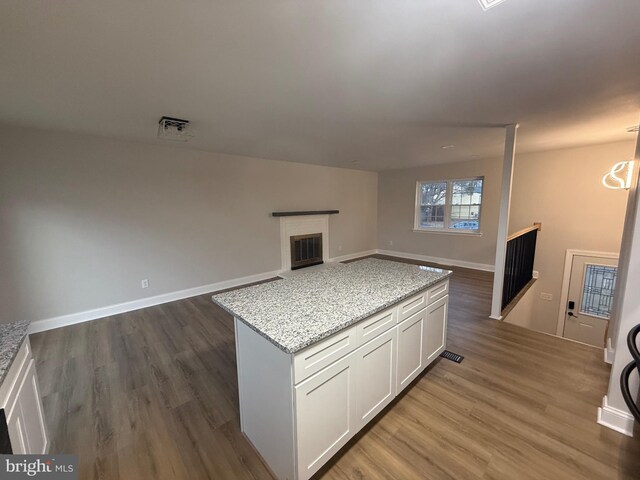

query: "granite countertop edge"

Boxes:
[214, 270, 452, 354]
[0, 320, 31, 387]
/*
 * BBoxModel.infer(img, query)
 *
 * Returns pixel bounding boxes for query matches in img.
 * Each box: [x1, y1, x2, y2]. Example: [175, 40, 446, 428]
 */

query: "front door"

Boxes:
[563, 255, 618, 347]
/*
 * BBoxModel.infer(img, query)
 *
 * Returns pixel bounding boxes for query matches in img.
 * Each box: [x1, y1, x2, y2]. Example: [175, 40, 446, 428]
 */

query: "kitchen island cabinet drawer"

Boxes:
[427, 280, 449, 305]
[293, 325, 357, 384]
[398, 291, 427, 321]
[355, 306, 397, 346]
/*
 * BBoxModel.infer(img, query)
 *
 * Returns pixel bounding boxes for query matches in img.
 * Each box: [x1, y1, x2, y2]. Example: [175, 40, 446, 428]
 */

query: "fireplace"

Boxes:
[290, 233, 323, 270]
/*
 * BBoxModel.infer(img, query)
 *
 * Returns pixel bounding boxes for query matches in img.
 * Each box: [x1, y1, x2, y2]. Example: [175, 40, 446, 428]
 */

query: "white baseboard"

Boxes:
[329, 249, 378, 263]
[28, 269, 281, 334]
[597, 395, 635, 437]
[28, 248, 491, 335]
[376, 249, 495, 272]
[604, 338, 615, 364]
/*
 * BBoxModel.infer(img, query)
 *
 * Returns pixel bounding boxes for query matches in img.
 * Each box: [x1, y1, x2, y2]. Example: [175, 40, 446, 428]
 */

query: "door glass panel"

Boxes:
[580, 264, 617, 319]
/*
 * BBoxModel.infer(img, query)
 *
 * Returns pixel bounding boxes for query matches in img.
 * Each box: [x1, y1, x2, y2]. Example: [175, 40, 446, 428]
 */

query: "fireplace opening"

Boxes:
[290, 233, 323, 270]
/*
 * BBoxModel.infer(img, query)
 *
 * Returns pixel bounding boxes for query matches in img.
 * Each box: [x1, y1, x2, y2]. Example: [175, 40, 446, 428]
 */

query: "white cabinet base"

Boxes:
[234, 281, 449, 480]
[295, 351, 357, 479]
[355, 328, 397, 428]
[396, 309, 426, 393]
[0, 338, 48, 454]
[424, 295, 448, 366]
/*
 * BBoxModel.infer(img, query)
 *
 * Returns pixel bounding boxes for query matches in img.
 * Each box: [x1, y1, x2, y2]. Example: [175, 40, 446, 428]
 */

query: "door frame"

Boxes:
[556, 249, 619, 337]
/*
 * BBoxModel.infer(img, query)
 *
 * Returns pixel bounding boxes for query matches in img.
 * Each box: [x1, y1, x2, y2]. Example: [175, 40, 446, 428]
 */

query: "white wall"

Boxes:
[509, 141, 634, 334]
[503, 282, 537, 330]
[0, 125, 378, 325]
[599, 133, 640, 436]
[377, 157, 502, 269]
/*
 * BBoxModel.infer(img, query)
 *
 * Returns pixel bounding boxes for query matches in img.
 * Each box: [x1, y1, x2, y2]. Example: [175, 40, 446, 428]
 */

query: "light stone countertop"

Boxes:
[212, 258, 452, 354]
[0, 320, 30, 386]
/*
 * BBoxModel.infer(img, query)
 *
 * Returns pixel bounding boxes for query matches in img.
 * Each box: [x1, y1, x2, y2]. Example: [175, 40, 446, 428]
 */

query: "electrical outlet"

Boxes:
[338, 245, 342, 252]
[540, 292, 553, 301]
[389, 240, 393, 246]
[141, 279, 149, 289]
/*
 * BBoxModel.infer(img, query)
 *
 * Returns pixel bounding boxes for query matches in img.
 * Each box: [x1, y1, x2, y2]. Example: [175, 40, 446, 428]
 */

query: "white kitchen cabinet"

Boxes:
[355, 327, 397, 429]
[0, 338, 48, 454]
[233, 279, 450, 480]
[396, 308, 425, 393]
[295, 351, 357, 480]
[424, 295, 448, 366]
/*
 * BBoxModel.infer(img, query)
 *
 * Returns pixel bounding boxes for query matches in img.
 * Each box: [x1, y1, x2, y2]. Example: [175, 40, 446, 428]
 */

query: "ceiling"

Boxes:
[1, 0, 639, 171]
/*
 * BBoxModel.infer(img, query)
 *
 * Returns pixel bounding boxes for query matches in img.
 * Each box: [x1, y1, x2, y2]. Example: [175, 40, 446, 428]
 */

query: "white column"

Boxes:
[490, 124, 518, 320]
[606, 141, 640, 363]
[598, 129, 640, 436]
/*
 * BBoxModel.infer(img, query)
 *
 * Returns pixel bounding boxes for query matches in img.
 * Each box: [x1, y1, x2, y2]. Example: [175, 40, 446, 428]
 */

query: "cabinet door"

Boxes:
[396, 309, 425, 394]
[6, 406, 26, 454]
[18, 361, 48, 454]
[295, 352, 357, 480]
[355, 328, 397, 429]
[5, 360, 48, 455]
[424, 295, 448, 366]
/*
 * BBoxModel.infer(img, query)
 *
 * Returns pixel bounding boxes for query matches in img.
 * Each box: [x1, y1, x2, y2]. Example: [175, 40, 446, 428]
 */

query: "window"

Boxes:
[414, 177, 484, 233]
[580, 264, 617, 319]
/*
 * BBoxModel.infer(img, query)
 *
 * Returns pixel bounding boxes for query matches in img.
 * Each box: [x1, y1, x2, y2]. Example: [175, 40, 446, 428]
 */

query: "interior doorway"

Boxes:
[557, 250, 619, 347]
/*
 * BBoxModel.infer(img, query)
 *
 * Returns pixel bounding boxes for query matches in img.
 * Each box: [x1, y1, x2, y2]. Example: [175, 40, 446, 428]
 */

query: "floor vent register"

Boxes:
[440, 350, 464, 363]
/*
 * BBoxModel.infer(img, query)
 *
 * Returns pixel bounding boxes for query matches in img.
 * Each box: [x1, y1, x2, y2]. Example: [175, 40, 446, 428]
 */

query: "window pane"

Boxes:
[580, 265, 617, 318]
[420, 205, 444, 228]
[420, 182, 447, 206]
[449, 179, 482, 230]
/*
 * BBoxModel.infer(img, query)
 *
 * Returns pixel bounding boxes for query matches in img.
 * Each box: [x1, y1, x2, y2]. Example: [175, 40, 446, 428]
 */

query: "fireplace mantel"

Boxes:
[272, 210, 339, 217]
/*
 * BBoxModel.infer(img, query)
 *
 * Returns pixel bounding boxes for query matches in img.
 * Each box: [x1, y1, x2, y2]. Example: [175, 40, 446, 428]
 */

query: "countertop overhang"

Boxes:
[212, 258, 452, 354]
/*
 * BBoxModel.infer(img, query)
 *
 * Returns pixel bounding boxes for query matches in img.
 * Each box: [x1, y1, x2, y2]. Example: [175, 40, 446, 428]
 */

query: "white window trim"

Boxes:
[413, 176, 484, 235]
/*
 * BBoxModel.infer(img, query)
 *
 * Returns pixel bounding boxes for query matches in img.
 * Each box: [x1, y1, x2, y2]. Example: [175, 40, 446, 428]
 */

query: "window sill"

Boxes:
[412, 229, 483, 237]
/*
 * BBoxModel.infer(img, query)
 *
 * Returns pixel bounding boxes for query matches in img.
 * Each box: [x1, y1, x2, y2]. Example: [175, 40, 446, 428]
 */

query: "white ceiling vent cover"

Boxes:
[477, 0, 509, 10]
[157, 116, 194, 142]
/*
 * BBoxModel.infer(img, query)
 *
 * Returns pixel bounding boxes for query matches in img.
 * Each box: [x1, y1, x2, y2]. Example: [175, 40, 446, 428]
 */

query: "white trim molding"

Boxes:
[28, 248, 494, 334]
[604, 337, 615, 364]
[377, 249, 494, 272]
[29, 269, 280, 334]
[597, 395, 635, 437]
[556, 249, 619, 337]
[329, 249, 378, 263]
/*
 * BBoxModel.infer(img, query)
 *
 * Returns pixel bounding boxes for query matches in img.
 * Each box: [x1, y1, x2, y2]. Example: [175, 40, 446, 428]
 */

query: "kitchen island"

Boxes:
[213, 258, 452, 480]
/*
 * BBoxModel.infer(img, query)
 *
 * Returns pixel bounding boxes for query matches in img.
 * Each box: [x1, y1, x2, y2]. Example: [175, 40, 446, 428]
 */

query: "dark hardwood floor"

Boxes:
[31, 255, 640, 479]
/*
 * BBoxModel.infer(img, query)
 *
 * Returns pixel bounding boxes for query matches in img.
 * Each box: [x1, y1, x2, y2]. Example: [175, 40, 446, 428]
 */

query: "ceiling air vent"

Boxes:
[477, 0, 509, 10]
[157, 116, 194, 142]
[626, 125, 640, 133]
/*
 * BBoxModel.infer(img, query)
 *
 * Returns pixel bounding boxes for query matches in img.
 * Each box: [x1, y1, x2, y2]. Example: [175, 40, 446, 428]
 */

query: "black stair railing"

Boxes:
[620, 322, 640, 423]
[502, 226, 539, 310]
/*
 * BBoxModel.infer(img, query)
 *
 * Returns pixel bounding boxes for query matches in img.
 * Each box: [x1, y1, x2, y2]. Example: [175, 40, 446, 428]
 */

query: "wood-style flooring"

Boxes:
[30, 255, 640, 479]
